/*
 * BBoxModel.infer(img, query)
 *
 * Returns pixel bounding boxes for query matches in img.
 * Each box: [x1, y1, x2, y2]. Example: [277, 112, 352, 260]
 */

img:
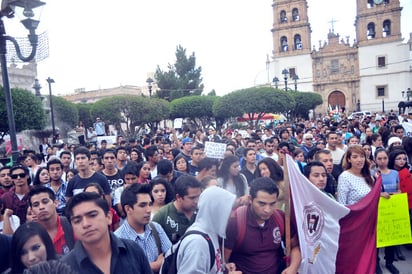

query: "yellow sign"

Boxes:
[377, 193, 412, 248]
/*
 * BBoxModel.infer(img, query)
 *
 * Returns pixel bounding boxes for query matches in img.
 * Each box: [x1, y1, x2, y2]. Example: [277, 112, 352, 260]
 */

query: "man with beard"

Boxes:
[0, 166, 13, 197]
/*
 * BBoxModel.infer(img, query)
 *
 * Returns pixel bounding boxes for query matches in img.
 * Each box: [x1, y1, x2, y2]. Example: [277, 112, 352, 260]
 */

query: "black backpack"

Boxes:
[160, 230, 215, 274]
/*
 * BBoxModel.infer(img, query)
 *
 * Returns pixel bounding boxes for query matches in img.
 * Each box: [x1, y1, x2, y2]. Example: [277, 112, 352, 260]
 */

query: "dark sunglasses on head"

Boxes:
[11, 173, 26, 179]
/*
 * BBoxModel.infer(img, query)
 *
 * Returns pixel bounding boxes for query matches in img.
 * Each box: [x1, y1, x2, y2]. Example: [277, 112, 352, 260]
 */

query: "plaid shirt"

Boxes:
[45, 180, 67, 215]
[114, 220, 171, 262]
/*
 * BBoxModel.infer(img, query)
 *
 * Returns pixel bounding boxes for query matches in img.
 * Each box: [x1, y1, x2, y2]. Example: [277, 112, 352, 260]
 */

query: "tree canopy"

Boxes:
[213, 87, 295, 127]
[90, 95, 170, 136]
[289, 91, 323, 119]
[0, 87, 46, 140]
[155, 45, 203, 101]
[170, 96, 218, 129]
[76, 103, 94, 128]
[50, 95, 79, 135]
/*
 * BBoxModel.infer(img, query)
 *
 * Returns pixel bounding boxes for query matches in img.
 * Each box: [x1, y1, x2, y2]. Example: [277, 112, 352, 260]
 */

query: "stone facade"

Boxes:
[270, 0, 412, 114]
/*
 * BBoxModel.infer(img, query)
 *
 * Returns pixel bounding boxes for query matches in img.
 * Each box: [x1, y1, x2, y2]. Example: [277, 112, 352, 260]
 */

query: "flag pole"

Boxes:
[280, 150, 291, 266]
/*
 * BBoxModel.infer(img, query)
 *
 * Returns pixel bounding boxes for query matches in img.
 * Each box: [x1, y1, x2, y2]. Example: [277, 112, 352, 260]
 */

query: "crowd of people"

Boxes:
[0, 111, 411, 273]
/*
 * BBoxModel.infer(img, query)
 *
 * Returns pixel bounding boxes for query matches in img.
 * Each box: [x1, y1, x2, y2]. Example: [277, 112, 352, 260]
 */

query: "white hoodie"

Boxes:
[176, 186, 236, 274]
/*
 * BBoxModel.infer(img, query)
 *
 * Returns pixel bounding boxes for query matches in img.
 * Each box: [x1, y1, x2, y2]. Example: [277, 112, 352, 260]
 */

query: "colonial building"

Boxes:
[270, 0, 412, 114]
[62, 85, 147, 103]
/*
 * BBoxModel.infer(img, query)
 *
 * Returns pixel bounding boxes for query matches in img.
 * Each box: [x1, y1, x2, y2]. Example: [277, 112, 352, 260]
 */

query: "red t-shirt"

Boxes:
[53, 216, 71, 255]
[399, 167, 412, 209]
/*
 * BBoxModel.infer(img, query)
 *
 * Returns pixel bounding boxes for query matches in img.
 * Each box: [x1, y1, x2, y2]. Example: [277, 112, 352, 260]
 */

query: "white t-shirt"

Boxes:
[0, 215, 20, 233]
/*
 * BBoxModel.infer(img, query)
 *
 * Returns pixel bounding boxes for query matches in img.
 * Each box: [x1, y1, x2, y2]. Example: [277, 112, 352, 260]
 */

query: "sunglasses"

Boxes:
[305, 138, 313, 141]
[11, 173, 26, 179]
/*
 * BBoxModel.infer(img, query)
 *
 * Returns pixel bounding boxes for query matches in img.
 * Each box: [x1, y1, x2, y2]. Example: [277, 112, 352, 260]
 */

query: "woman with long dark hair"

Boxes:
[136, 161, 151, 184]
[150, 178, 174, 219]
[32, 168, 49, 186]
[338, 145, 375, 205]
[255, 157, 285, 209]
[8, 222, 57, 274]
[374, 148, 402, 270]
[388, 149, 412, 221]
[173, 154, 190, 175]
[217, 155, 249, 207]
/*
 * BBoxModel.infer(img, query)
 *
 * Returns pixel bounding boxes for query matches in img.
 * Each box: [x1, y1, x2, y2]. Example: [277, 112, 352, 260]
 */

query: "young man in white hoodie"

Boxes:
[174, 186, 241, 274]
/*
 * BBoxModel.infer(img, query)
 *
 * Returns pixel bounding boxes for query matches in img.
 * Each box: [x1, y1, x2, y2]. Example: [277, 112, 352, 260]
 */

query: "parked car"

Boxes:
[348, 111, 372, 120]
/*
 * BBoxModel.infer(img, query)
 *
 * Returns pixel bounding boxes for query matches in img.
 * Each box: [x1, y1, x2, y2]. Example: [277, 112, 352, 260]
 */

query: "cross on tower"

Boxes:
[328, 18, 339, 33]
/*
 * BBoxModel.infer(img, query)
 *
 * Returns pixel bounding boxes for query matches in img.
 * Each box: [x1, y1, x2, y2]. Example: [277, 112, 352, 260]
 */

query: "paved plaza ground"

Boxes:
[379, 245, 412, 274]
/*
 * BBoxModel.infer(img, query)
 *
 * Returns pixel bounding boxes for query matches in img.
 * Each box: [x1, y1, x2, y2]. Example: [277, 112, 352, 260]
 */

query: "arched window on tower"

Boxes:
[292, 8, 299, 21]
[382, 20, 391, 37]
[280, 10, 287, 23]
[367, 0, 374, 8]
[280, 36, 288, 52]
[294, 34, 302, 50]
[367, 22, 375, 39]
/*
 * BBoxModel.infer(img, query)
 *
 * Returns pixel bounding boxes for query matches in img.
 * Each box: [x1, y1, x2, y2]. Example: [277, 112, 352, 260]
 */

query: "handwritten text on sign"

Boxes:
[204, 141, 227, 159]
[377, 193, 412, 248]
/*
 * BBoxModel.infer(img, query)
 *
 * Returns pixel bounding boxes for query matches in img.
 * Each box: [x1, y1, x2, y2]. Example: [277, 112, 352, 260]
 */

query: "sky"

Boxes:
[4, 0, 412, 97]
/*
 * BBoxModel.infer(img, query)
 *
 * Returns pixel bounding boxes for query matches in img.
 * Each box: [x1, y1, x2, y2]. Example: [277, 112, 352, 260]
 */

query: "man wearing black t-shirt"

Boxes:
[101, 149, 124, 199]
[65, 147, 112, 206]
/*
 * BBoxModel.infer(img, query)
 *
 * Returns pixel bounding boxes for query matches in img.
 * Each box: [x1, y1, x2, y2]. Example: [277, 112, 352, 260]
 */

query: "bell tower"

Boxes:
[355, 0, 403, 47]
[270, 0, 313, 92]
[271, 0, 311, 56]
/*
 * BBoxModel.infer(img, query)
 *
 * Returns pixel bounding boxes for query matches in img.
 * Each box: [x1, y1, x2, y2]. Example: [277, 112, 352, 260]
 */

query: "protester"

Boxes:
[115, 183, 171, 273]
[32, 168, 49, 186]
[224, 177, 301, 274]
[338, 145, 375, 205]
[62, 192, 152, 273]
[173, 186, 240, 274]
[217, 155, 249, 208]
[9, 222, 57, 274]
[150, 178, 174, 218]
[152, 175, 202, 243]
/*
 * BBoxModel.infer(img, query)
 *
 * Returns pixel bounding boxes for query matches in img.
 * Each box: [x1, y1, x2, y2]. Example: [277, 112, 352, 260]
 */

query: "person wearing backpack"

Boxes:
[224, 177, 301, 274]
[115, 183, 171, 273]
[162, 186, 241, 274]
[28, 186, 75, 255]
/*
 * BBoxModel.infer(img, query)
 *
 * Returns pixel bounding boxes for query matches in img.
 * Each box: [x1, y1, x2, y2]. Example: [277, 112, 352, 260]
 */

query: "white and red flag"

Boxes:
[286, 155, 381, 274]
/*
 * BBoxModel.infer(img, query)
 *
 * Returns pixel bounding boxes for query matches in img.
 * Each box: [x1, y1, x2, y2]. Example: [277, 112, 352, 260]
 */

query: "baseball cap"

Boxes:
[182, 137, 193, 145]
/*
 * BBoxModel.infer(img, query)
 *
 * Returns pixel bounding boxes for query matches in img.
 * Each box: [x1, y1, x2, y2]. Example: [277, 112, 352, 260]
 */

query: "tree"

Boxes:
[90, 96, 170, 136]
[0, 87, 46, 140]
[50, 95, 79, 135]
[76, 103, 94, 128]
[289, 91, 323, 119]
[170, 96, 217, 129]
[155, 45, 203, 101]
[213, 87, 295, 128]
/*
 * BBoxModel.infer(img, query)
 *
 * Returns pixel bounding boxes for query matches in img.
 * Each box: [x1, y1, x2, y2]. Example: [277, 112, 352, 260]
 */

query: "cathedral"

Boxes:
[270, 0, 412, 114]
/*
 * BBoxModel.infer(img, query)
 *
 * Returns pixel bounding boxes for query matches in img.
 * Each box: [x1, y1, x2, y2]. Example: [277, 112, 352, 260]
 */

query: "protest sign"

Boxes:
[377, 193, 412, 248]
[204, 141, 226, 159]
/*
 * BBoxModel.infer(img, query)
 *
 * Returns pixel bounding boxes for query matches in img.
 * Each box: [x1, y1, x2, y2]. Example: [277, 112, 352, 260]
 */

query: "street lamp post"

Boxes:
[272, 76, 279, 89]
[46, 77, 56, 143]
[146, 77, 154, 98]
[293, 74, 299, 91]
[282, 68, 289, 91]
[33, 78, 41, 97]
[0, 0, 45, 164]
